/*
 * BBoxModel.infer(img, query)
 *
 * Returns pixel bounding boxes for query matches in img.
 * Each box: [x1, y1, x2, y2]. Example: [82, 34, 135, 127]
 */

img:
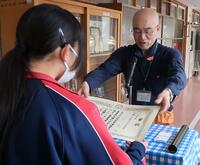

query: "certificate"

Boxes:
[89, 96, 159, 141]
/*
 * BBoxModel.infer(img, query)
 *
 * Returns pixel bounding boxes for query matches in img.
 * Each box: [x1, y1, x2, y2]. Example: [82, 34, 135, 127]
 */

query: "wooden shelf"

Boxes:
[90, 52, 112, 57]
[0, 0, 121, 101]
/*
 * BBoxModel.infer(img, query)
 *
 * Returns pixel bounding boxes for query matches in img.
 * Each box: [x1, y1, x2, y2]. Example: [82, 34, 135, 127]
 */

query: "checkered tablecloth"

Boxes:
[115, 124, 200, 165]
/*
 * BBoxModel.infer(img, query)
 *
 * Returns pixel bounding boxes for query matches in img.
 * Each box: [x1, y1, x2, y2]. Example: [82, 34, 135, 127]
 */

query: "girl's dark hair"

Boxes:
[0, 3, 85, 159]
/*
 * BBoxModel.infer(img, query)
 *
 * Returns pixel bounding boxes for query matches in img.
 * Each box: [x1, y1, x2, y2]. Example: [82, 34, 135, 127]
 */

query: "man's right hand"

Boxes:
[78, 81, 90, 98]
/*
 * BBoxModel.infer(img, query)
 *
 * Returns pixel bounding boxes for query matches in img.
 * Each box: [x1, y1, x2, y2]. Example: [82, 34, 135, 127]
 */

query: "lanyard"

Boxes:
[141, 60, 153, 82]
[141, 43, 158, 83]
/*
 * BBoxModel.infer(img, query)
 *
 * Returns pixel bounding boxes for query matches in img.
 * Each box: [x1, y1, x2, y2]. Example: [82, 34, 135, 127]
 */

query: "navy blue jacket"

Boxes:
[85, 42, 186, 105]
[3, 72, 145, 165]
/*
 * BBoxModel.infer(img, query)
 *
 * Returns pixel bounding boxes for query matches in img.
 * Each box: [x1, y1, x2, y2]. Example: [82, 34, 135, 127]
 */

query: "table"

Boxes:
[115, 124, 200, 165]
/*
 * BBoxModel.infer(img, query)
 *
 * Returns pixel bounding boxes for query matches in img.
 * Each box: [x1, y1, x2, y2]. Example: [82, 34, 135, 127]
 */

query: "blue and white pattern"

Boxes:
[115, 124, 200, 165]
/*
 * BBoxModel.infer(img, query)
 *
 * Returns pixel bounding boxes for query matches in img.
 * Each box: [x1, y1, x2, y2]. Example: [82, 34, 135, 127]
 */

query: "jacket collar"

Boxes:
[134, 41, 158, 59]
[26, 71, 66, 88]
[26, 71, 57, 83]
[26, 71, 79, 95]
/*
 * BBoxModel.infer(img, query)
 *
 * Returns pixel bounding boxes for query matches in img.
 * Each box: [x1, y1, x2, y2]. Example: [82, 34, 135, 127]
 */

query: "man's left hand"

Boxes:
[154, 89, 171, 114]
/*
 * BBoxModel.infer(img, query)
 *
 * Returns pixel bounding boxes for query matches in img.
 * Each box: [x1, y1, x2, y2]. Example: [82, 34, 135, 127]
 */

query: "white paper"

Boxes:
[154, 131, 173, 143]
[89, 96, 159, 141]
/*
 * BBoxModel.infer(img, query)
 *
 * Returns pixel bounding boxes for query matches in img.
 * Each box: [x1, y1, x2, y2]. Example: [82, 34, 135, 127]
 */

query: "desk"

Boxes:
[115, 124, 200, 165]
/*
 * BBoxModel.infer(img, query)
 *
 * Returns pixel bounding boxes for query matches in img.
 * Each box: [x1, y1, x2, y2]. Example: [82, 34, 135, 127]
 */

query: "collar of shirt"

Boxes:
[26, 71, 58, 84]
[26, 71, 78, 95]
[134, 40, 158, 60]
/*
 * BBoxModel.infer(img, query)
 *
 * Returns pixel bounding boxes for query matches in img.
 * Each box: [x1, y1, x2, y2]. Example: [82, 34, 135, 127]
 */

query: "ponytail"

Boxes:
[0, 47, 26, 161]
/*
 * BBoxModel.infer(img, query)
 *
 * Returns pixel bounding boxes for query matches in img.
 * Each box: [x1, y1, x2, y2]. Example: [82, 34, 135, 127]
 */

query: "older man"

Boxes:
[79, 8, 186, 125]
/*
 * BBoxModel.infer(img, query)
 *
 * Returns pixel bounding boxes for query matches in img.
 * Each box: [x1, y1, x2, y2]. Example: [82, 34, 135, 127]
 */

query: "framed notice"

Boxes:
[89, 96, 159, 141]
[90, 26, 102, 54]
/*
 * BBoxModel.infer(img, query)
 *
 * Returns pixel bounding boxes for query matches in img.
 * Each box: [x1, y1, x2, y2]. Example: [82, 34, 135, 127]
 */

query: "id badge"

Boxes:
[136, 90, 151, 102]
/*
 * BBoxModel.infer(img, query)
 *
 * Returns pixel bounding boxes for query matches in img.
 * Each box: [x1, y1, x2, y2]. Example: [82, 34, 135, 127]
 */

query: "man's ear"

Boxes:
[59, 45, 70, 61]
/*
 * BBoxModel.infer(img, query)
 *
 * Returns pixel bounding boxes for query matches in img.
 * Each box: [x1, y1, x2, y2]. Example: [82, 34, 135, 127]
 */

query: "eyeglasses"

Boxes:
[133, 25, 158, 36]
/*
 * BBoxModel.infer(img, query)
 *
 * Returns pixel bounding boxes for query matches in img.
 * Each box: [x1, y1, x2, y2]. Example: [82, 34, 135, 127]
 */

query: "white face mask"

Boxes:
[58, 62, 76, 83]
[58, 45, 78, 83]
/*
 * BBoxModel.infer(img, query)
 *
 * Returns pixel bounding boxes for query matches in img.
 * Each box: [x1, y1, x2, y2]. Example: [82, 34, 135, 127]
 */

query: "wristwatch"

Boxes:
[166, 88, 174, 102]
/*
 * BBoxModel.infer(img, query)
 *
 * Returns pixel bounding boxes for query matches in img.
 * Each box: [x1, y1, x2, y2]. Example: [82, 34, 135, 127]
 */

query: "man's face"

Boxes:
[133, 19, 160, 51]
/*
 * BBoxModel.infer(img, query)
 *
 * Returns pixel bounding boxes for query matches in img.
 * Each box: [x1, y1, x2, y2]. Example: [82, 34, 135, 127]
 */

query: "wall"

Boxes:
[0, 4, 31, 56]
[177, 0, 200, 78]
[184, 7, 194, 78]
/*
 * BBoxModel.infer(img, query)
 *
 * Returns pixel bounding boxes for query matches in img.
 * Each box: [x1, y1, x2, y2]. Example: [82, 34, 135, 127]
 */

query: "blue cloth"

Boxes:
[115, 124, 200, 165]
[85, 42, 186, 105]
[3, 72, 145, 165]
